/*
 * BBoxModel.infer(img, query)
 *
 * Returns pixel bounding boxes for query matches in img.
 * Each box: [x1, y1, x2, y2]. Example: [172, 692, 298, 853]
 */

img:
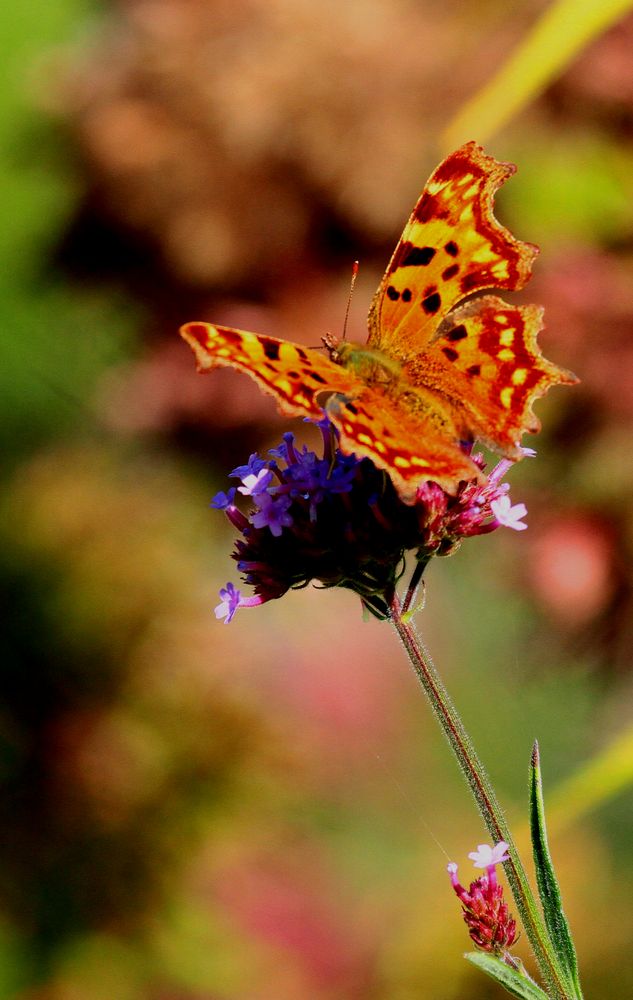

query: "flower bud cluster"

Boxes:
[447, 842, 517, 954]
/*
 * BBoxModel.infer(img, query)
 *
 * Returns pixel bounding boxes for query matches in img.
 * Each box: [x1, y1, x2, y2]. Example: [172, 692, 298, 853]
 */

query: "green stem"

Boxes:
[401, 558, 428, 616]
[388, 594, 572, 1000]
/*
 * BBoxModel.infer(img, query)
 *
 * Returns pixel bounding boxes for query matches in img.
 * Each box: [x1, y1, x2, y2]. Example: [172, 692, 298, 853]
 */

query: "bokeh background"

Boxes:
[2, 1, 633, 997]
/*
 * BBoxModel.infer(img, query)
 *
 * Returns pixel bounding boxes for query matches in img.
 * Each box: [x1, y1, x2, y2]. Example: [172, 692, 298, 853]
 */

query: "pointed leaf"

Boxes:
[465, 952, 549, 1000]
[530, 742, 583, 999]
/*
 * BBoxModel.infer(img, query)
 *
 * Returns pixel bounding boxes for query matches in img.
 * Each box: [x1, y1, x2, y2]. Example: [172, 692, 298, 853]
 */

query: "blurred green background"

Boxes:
[2, 1, 633, 997]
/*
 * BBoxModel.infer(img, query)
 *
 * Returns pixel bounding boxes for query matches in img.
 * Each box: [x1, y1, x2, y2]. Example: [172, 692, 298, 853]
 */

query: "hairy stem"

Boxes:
[388, 594, 572, 1000]
[401, 558, 427, 617]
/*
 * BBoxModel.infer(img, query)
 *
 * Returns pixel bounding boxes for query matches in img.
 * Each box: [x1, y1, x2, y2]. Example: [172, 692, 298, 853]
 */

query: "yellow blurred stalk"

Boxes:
[514, 724, 633, 850]
[546, 724, 633, 836]
[443, 0, 633, 151]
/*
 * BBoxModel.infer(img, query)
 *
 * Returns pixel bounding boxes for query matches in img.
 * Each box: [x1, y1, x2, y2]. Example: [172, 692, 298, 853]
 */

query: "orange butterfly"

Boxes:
[180, 142, 577, 503]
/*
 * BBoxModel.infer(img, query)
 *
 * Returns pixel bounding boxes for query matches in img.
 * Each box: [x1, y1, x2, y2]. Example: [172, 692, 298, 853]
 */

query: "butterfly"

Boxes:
[180, 142, 577, 503]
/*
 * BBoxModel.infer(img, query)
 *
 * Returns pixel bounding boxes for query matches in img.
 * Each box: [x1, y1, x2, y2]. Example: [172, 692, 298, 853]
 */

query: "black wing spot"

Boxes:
[345, 402, 359, 414]
[308, 371, 327, 384]
[442, 264, 460, 280]
[401, 288, 412, 302]
[422, 292, 441, 315]
[401, 245, 436, 267]
[447, 324, 467, 342]
[386, 285, 400, 301]
[262, 339, 281, 361]
[444, 241, 459, 256]
[442, 347, 458, 362]
[467, 364, 481, 376]
[296, 347, 308, 361]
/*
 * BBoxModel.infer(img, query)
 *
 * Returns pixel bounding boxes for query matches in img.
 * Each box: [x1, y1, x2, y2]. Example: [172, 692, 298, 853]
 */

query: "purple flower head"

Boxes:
[212, 418, 530, 622]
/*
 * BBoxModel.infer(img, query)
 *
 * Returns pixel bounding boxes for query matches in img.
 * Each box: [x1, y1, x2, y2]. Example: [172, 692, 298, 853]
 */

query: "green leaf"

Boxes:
[530, 742, 583, 999]
[465, 952, 549, 1000]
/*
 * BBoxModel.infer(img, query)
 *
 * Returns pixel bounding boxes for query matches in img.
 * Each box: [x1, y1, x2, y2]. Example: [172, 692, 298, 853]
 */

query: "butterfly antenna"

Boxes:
[341, 260, 359, 342]
[316, 261, 360, 355]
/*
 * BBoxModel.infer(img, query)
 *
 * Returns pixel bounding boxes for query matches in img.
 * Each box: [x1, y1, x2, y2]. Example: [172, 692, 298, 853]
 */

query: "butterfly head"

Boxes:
[321, 330, 342, 359]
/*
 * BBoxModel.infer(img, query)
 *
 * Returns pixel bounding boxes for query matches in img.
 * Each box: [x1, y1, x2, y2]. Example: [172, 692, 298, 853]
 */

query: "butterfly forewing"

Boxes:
[180, 322, 365, 420]
[367, 142, 537, 363]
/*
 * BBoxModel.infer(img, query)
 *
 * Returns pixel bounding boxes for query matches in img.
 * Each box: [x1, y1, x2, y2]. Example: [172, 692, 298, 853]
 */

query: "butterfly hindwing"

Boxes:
[403, 296, 578, 457]
[326, 386, 482, 502]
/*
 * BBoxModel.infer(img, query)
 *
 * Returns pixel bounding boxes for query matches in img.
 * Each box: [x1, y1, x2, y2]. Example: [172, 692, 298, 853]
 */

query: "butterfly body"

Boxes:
[333, 340, 402, 384]
[181, 142, 577, 503]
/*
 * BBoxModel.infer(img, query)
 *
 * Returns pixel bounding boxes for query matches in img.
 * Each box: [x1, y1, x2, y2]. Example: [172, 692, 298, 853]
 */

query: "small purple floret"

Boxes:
[250, 493, 294, 536]
[490, 495, 528, 531]
[215, 582, 242, 624]
[238, 468, 274, 497]
[230, 453, 268, 481]
[211, 488, 236, 510]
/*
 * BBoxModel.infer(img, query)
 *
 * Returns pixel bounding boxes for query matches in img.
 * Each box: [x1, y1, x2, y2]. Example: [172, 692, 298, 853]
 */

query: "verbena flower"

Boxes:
[214, 418, 530, 622]
[447, 841, 517, 955]
[469, 842, 511, 868]
[490, 495, 528, 531]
